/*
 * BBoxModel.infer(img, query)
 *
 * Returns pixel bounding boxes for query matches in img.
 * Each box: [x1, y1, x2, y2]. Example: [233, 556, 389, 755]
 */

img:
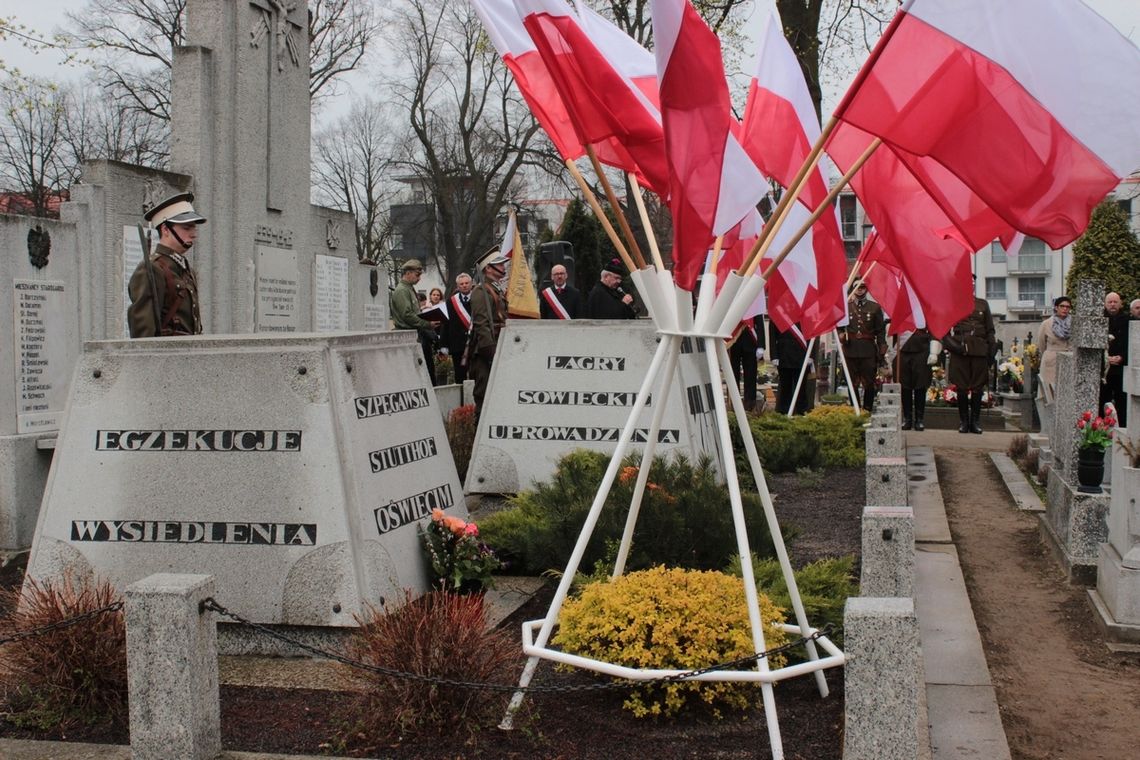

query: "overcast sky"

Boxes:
[4, 0, 1139, 124]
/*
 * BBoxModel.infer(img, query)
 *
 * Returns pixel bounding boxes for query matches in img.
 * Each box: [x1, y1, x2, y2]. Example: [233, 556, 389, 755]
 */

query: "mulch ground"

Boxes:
[0, 467, 864, 758]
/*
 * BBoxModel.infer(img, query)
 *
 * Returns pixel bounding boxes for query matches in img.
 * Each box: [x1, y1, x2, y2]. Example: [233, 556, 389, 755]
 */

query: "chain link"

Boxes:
[202, 597, 833, 695]
[0, 601, 124, 647]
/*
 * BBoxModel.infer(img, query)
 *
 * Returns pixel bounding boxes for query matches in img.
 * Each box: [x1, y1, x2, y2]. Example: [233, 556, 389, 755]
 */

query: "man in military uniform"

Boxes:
[944, 282, 995, 433]
[128, 192, 207, 337]
[390, 259, 441, 385]
[840, 279, 886, 412]
[468, 247, 509, 419]
[895, 327, 940, 431]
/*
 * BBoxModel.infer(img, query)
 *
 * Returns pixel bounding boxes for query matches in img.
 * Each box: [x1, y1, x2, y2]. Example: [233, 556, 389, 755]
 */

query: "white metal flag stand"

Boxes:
[498, 268, 846, 760]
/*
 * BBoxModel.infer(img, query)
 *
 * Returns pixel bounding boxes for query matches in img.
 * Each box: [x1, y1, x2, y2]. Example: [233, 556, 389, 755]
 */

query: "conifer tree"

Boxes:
[1068, 200, 1140, 302]
[556, 197, 618, 292]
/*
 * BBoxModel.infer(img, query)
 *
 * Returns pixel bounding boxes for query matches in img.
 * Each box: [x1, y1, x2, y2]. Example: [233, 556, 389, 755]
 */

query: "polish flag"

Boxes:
[574, 4, 659, 110]
[651, 0, 768, 291]
[834, 0, 1140, 247]
[859, 233, 926, 335]
[741, 0, 847, 339]
[515, 0, 670, 195]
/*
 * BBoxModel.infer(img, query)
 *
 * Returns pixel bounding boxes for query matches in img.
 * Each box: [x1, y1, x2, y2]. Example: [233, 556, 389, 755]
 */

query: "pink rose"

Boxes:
[1082, 410, 1093, 421]
[1078, 419, 1086, 429]
[464, 523, 479, 537]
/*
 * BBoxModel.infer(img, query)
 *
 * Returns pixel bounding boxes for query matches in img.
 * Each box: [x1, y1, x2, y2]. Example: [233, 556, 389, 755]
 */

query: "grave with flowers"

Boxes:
[997, 353, 1037, 432]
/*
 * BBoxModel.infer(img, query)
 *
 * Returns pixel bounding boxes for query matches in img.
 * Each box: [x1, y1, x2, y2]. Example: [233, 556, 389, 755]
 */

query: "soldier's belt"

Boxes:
[850, 333, 877, 340]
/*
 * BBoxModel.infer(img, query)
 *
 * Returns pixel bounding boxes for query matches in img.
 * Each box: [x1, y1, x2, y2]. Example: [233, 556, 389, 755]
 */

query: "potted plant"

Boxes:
[421, 509, 501, 595]
[1074, 404, 1118, 493]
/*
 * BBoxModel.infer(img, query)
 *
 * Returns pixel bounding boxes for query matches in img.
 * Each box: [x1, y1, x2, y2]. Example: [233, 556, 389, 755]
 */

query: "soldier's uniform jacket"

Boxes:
[127, 245, 202, 337]
[843, 296, 887, 359]
[946, 298, 995, 358]
[469, 281, 506, 359]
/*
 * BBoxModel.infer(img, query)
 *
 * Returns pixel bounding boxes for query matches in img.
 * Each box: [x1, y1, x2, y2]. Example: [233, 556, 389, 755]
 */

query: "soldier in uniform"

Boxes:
[390, 259, 440, 385]
[468, 247, 509, 419]
[840, 279, 886, 412]
[944, 281, 996, 433]
[894, 327, 940, 431]
[128, 192, 207, 337]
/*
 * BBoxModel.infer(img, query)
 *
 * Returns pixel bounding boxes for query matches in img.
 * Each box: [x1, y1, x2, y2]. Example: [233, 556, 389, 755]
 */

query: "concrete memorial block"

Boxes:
[869, 409, 901, 431]
[881, 382, 901, 394]
[843, 597, 920, 760]
[866, 457, 908, 507]
[126, 573, 220, 760]
[0, 217, 82, 551]
[876, 392, 901, 416]
[1050, 280, 1107, 485]
[865, 427, 904, 460]
[27, 331, 465, 627]
[466, 321, 721, 493]
[860, 507, 915, 597]
[1043, 466, 1108, 584]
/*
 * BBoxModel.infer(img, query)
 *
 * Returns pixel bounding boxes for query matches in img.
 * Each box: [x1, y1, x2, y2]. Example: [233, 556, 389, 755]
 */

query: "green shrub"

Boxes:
[553, 566, 788, 718]
[478, 450, 782, 576]
[732, 406, 866, 480]
[343, 591, 518, 737]
[0, 573, 127, 732]
[727, 553, 857, 648]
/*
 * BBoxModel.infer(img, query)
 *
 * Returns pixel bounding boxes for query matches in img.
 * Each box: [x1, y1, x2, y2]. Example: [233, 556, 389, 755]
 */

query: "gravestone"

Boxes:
[1043, 279, 1109, 583]
[465, 322, 721, 493]
[1091, 321, 1140, 642]
[26, 332, 465, 637]
[0, 217, 81, 550]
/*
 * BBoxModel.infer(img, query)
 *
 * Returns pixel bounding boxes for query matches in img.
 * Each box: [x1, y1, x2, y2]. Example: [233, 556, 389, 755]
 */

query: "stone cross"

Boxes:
[1051, 278, 1107, 485]
[248, 0, 305, 212]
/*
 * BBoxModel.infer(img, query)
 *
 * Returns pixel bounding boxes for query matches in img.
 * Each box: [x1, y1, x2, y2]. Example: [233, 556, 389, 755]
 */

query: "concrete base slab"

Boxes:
[1088, 588, 1140, 647]
[988, 452, 1044, 512]
[907, 447, 951, 544]
[1038, 514, 1099, 587]
[926, 684, 1011, 760]
[1042, 468, 1109, 586]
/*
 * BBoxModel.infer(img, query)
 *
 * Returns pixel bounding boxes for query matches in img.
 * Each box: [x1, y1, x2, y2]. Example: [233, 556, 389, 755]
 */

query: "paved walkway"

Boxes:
[1, 430, 1023, 760]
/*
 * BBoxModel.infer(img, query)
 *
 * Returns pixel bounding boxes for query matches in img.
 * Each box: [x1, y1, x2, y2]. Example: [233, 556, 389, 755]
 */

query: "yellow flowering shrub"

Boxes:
[553, 566, 788, 718]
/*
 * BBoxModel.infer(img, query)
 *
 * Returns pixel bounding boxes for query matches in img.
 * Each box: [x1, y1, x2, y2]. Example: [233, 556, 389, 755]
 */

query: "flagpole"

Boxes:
[787, 336, 816, 417]
[586, 146, 647, 269]
[747, 138, 882, 281]
[627, 173, 665, 270]
[565, 158, 638, 274]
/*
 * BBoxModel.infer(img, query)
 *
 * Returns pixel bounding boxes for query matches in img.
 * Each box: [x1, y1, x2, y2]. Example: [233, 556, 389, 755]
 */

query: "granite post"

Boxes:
[843, 597, 920, 760]
[1043, 279, 1110, 583]
[860, 507, 915, 597]
[126, 573, 220, 760]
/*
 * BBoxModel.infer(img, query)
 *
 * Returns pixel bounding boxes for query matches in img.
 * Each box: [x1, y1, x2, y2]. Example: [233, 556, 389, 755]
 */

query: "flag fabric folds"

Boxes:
[834, 0, 1140, 247]
[651, 0, 768, 291]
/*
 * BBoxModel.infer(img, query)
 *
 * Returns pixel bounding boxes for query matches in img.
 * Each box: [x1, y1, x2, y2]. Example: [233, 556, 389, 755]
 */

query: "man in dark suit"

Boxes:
[539, 264, 582, 319]
[586, 259, 639, 319]
[771, 323, 810, 415]
[442, 272, 474, 383]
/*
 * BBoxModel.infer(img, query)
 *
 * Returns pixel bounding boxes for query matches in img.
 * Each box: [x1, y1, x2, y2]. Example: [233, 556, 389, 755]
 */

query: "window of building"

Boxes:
[985, 277, 1006, 301]
[839, 195, 857, 240]
[1117, 197, 1132, 217]
[991, 241, 1006, 263]
[1018, 277, 1046, 309]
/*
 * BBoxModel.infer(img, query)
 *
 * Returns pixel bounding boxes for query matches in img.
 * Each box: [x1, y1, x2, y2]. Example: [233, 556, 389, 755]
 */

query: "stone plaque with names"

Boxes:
[256, 245, 299, 332]
[363, 303, 387, 331]
[25, 332, 466, 627]
[13, 280, 69, 433]
[465, 321, 720, 493]
[314, 254, 349, 332]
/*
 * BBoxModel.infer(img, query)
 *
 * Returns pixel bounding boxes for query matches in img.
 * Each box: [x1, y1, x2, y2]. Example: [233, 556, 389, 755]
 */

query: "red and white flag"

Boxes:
[740, 0, 847, 339]
[834, 0, 1140, 247]
[651, 0, 767, 291]
[859, 233, 926, 335]
[514, 0, 669, 195]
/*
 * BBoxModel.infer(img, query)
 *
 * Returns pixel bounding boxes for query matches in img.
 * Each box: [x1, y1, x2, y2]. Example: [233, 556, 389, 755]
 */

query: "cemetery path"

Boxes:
[937, 449, 1140, 760]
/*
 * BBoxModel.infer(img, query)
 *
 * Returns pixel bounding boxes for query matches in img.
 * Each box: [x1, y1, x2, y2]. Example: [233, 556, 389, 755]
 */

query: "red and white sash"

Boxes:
[449, 293, 472, 330]
[541, 287, 571, 320]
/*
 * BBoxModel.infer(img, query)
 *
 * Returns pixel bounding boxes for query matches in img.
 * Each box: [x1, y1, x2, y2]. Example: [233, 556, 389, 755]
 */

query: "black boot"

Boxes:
[863, 383, 877, 413]
[914, 391, 926, 431]
[957, 393, 971, 433]
[901, 388, 914, 430]
[969, 391, 984, 434]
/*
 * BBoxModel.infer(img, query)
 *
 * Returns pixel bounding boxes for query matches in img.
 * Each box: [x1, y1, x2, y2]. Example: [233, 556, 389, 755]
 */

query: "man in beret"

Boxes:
[128, 192, 207, 337]
[390, 259, 440, 385]
[586, 259, 639, 319]
[468, 247, 509, 418]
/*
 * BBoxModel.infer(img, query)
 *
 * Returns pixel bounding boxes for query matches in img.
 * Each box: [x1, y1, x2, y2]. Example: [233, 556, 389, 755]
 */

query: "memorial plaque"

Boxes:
[466, 321, 720, 493]
[363, 303, 387, 330]
[26, 332, 466, 627]
[13, 279, 69, 433]
[256, 246, 299, 332]
[314, 254, 349, 332]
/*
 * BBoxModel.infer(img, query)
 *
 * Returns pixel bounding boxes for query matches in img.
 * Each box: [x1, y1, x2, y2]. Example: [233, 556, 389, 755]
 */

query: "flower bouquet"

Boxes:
[998, 356, 1024, 393]
[1076, 404, 1117, 453]
[1023, 343, 1040, 372]
[421, 509, 501, 594]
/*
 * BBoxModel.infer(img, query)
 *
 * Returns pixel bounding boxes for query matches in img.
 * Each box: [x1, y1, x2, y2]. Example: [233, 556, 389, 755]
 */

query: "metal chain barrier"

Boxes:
[201, 597, 834, 694]
[0, 601, 124, 647]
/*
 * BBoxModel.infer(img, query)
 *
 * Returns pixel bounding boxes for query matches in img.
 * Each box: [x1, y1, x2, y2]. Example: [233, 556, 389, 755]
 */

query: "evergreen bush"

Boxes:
[732, 406, 866, 481]
[553, 566, 788, 718]
[478, 451, 781, 576]
[445, 404, 477, 480]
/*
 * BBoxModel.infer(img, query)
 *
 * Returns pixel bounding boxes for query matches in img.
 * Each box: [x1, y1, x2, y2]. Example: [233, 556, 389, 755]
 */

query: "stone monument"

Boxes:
[1043, 278, 1109, 583]
[1090, 320, 1140, 642]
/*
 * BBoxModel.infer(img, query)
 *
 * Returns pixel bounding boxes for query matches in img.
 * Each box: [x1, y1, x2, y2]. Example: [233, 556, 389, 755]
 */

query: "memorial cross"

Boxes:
[1053, 278, 1108, 485]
